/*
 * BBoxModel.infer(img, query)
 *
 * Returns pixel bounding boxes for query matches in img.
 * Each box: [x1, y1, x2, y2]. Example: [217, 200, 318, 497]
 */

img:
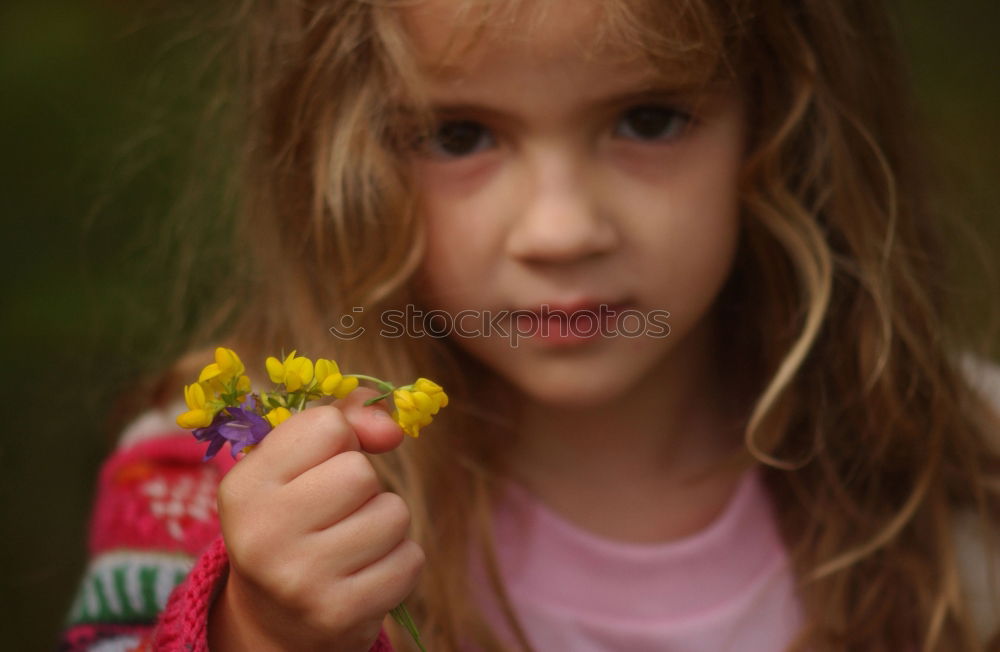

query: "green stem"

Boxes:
[389, 602, 426, 652]
[363, 390, 394, 406]
[346, 374, 396, 394]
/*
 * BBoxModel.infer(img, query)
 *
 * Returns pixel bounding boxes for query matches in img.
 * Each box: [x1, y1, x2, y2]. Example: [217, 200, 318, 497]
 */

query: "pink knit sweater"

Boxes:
[59, 418, 394, 651]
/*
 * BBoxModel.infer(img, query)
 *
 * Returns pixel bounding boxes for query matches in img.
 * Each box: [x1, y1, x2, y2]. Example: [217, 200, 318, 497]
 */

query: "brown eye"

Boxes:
[424, 120, 495, 158]
[615, 105, 691, 142]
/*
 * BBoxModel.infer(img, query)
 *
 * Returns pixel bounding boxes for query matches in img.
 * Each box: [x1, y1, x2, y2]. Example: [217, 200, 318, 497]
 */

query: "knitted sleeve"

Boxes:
[59, 407, 394, 651]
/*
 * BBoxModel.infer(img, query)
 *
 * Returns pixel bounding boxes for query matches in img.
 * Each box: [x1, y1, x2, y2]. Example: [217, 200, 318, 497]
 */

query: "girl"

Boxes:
[62, 0, 1000, 650]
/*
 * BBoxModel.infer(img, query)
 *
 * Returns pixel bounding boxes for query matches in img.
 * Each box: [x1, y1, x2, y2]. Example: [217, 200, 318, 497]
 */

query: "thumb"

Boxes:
[335, 386, 405, 454]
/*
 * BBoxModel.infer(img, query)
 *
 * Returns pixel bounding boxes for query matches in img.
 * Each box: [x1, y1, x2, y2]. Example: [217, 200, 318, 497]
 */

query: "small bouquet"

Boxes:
[175, 346, 445, 651]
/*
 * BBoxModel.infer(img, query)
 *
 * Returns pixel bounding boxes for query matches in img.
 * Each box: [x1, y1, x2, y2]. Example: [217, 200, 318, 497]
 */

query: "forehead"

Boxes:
[395, 0, 706, 88]
[400, 0, 622, 71]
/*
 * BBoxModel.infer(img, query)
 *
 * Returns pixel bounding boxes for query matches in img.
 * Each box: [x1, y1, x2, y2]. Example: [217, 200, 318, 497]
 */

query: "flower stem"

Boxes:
[346, 374, 396, 394]
[363, 390, 394, 406]
[389, 602, 426, 652]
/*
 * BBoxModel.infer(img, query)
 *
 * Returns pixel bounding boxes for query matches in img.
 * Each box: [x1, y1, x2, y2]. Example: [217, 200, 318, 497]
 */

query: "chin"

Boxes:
[503, 364, 637, 409]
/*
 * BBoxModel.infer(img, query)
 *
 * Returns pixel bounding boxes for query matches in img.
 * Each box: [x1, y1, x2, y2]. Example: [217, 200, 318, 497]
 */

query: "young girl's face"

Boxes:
[404, 0, 746, 407]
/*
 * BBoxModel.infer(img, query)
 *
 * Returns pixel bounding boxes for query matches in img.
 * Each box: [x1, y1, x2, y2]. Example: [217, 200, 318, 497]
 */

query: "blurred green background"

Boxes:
[1, 1, 997, 648]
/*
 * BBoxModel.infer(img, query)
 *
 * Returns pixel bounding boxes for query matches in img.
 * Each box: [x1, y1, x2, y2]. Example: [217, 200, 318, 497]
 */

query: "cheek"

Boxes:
[415, 169, 457, 277]
[665, 195, 741, 311]
[416, 156, 512, 278]
[669, 161, 742, 269]
[416, 212, 465, 308]
[617, 184, 740, 267]
[415, 173, 503, 308]
[614, 139, 743, 301]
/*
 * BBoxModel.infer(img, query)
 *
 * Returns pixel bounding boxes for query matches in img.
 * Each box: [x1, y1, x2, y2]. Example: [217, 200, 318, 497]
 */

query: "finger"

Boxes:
[248, 405, 360, 483]
[284, 450, 383, 531]
[335, 387, 405, 455]
[337, 539, 425, 616]
[317, 491, 412, 576]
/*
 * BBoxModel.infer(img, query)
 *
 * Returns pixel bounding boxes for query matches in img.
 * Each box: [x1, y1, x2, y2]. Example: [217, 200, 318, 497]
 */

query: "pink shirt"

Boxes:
[470, 465, 805, 651]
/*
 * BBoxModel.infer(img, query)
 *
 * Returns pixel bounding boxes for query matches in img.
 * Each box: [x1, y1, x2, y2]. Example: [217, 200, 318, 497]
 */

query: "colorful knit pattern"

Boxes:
[58, 623, 149, 652]
[88, 434, 235, 555]
[60, 417, 395, 651]
[65, 550, 194, 625]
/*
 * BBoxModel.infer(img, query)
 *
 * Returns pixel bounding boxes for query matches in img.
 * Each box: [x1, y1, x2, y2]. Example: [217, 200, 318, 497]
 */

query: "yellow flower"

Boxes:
[265, 356, 284, 383]
[265, 406, 292, 427]
[412, 377, 448, 410]
[265, 350, 314, 392]
[315, 358, 359, 399]
[176, 382, 216, 429]
[198, 347, 246, 385]
[391, 387, 439, 438]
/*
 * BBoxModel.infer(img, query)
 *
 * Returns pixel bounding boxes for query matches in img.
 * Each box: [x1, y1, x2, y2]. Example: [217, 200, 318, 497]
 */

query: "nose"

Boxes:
[505, 152, 618, 264]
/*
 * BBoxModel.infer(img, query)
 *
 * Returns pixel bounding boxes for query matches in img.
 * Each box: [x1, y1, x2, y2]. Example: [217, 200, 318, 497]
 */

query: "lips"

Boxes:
[508, 299, 634, 346]
[515, 298, 633, 317]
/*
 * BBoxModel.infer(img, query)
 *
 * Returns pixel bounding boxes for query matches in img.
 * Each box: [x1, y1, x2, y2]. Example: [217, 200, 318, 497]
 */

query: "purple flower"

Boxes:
[193, 397, 272, 461]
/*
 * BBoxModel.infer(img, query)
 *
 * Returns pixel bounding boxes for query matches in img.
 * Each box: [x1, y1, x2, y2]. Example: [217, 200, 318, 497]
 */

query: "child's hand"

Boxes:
[207, 388, 425, 652]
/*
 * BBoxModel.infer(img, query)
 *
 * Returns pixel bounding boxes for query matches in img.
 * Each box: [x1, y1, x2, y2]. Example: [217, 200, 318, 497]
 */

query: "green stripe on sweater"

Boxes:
[64, 550, 194, 626]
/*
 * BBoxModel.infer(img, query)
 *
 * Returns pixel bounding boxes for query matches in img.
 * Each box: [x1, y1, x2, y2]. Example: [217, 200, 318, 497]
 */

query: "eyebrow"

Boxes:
[395, 80, 718, 127]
